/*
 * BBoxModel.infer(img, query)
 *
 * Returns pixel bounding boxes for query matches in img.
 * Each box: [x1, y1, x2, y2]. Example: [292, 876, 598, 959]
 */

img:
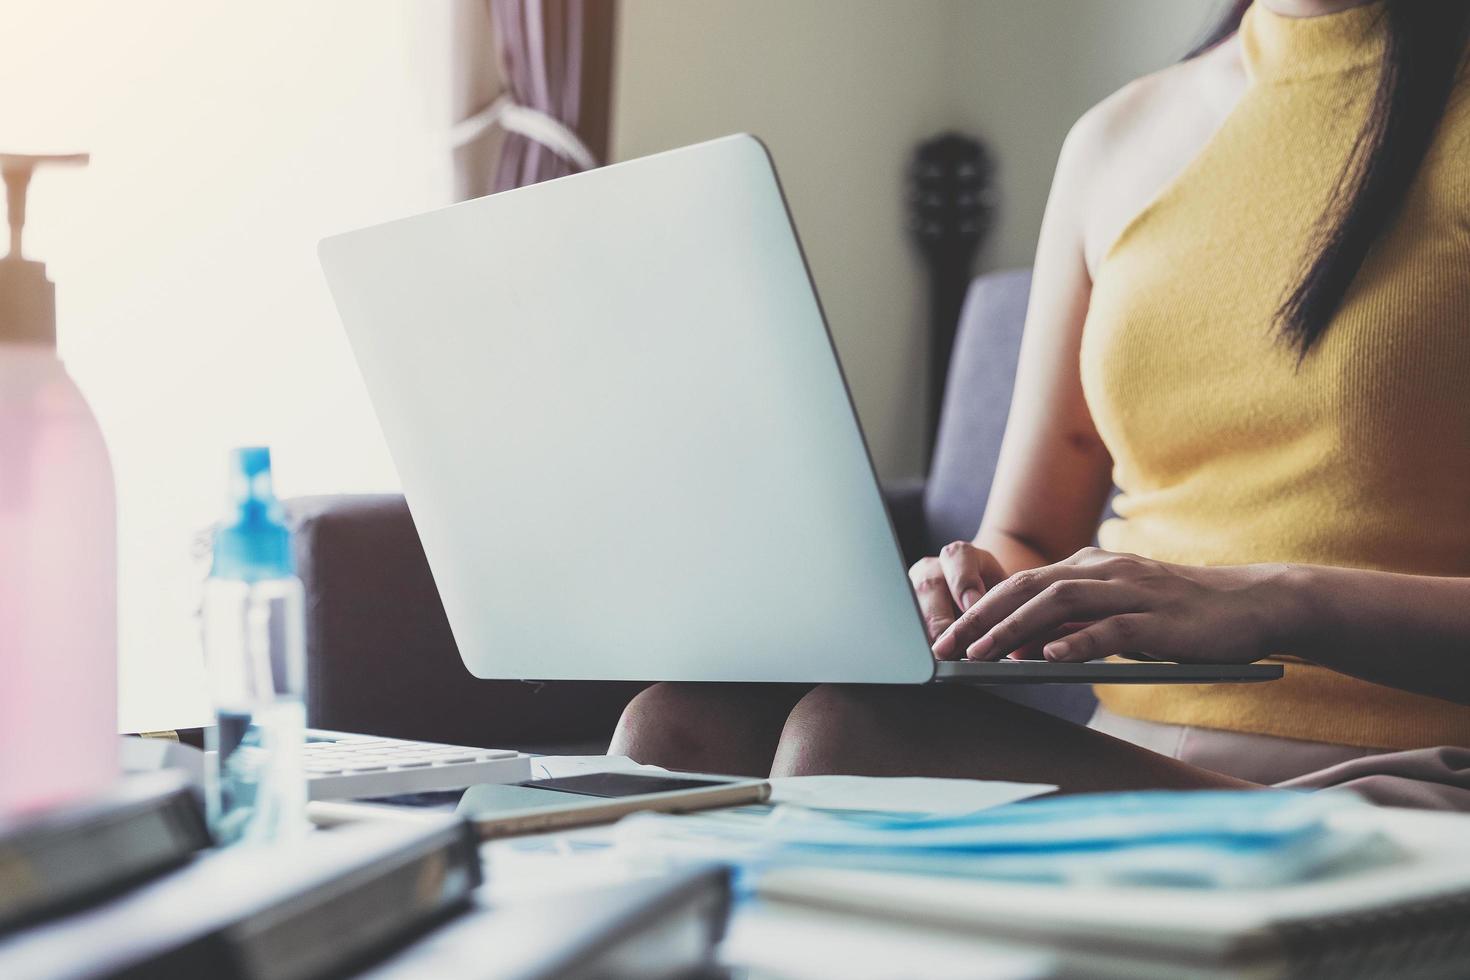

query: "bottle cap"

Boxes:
[211, 447, 295, 582]
[0, 153, 89, 346]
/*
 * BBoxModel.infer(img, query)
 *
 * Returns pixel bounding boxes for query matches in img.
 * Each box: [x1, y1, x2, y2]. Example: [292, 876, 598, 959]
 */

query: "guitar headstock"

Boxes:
[907, 133, 997, 261]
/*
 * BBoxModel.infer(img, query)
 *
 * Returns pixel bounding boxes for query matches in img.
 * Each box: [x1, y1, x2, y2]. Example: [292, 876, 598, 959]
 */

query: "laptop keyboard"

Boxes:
[304, 729, 532, 801]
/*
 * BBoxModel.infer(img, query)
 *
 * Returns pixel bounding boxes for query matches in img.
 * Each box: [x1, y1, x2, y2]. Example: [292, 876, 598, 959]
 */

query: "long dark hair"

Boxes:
[1193, 1, 1470, 358]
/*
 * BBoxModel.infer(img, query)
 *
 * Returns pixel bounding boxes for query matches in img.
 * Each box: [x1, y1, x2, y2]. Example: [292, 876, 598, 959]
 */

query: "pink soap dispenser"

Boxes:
[0, 152, 118, 816]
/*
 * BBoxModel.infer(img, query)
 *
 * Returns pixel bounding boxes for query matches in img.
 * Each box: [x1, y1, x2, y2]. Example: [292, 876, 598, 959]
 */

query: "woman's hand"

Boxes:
[908, 542, 1009, 655]
[930, 547, 1296, 664]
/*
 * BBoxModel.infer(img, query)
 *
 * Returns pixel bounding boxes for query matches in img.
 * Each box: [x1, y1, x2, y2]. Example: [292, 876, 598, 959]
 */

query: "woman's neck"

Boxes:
[1259, 0, 1377, 17]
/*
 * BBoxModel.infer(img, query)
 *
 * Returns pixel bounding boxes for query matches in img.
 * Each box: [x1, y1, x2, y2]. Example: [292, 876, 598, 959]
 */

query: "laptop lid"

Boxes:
[319, 134, 935, 684]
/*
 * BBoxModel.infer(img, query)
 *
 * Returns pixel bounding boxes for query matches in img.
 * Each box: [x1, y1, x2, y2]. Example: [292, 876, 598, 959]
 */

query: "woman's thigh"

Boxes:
[609, 681, 812, 777]
[773, 684, 1256, 792]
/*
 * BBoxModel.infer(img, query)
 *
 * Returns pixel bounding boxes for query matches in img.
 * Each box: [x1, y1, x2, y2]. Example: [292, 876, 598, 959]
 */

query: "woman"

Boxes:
[612, 0, 1470, 808]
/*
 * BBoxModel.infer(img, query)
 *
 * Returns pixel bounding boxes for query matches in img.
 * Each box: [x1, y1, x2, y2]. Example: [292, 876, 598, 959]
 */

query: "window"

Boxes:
[3, 2, 461, 730]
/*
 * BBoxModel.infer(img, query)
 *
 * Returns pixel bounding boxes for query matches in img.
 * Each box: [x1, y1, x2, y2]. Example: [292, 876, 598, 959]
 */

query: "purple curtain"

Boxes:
[489, 0, 591, 191]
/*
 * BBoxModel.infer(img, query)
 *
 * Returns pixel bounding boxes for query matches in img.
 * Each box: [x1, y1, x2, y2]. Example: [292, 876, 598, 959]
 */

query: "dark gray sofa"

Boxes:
[286, 267, 1094, 752]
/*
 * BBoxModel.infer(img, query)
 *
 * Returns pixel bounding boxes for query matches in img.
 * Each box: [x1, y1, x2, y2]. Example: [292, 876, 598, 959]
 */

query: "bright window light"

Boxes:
[3, 2, 458, 731]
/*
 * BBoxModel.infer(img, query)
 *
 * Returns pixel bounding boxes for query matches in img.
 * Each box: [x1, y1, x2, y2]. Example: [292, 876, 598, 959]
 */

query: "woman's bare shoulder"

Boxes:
[1065, 38, 1243, 171]
[1058, 39, 1246, 273]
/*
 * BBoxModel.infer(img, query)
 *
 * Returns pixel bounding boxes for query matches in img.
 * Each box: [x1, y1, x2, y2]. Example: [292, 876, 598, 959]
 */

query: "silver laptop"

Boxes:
[318, 134, 1279, 688]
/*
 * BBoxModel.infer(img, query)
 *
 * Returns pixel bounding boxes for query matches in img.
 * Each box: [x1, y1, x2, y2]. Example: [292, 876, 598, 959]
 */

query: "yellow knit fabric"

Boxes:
[1083, 1, 1470, 750]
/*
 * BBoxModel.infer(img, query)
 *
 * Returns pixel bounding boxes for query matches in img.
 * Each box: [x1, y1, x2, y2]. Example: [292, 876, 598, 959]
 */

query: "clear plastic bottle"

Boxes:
[0, 152, 117, 818]
[201, 447, 308, 845]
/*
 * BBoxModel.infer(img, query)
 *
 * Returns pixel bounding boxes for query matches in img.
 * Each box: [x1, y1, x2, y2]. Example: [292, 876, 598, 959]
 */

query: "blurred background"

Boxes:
[2, 0, 1218, 731]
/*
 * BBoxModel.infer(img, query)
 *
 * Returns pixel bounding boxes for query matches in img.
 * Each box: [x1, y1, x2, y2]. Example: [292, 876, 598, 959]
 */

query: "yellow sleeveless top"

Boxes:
[1083, 1, 1470, 750]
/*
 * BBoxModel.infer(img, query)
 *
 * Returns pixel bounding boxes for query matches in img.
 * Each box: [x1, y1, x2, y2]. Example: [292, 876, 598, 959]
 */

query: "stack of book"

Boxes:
[0, 772, 732, 979]
[0, 772, 210, 935]
[0, 774, 480, 979]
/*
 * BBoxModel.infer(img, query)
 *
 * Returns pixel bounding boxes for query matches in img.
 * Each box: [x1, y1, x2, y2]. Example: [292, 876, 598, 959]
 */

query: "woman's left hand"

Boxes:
[930, 547, 1296, 664]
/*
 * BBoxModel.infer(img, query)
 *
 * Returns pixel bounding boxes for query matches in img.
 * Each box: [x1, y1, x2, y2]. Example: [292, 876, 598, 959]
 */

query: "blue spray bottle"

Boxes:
[202, 447, 308, 845]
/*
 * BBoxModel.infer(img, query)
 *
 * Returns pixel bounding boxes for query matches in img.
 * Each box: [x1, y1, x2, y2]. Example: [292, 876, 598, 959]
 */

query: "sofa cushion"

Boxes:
[924, 268, 1033, 553]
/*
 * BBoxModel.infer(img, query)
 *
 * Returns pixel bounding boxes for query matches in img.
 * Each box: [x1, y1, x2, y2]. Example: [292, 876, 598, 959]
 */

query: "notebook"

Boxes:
[753, 806, 1470, 979]
[0, 772, 210, 936]
[0, 816, 480, 980]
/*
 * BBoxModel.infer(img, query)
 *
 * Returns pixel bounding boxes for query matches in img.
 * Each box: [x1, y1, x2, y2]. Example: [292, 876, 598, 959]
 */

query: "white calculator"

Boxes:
[304, 729, 533, 801]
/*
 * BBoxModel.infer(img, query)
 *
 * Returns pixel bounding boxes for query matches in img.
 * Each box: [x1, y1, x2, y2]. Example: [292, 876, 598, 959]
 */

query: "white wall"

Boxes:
[612, 0, 1219, 479]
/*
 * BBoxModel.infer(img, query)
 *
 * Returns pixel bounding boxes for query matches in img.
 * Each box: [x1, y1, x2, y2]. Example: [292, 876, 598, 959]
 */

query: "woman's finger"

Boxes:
[965, 580, 1147, 660]
[909, 556, 961, 649]
[937, 541, 988, 613]
[1041, 614, 1162, 662]
[1010, 622, 1091, 660]
[932, 562, 1121, 659]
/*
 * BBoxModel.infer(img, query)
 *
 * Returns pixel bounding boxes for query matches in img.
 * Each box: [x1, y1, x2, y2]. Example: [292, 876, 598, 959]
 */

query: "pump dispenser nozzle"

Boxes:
[0, 152, 88, 345]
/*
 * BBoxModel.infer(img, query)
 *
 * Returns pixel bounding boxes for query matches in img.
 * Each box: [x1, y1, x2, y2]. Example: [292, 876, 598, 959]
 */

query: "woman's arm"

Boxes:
[1282, 564, 1470, 705]
[975, 117, 1116, 576]
[908, 115, 1116, 647]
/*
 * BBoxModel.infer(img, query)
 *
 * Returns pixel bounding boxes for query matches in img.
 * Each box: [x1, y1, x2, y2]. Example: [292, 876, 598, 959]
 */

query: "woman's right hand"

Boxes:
[908, 541, 1009, 656]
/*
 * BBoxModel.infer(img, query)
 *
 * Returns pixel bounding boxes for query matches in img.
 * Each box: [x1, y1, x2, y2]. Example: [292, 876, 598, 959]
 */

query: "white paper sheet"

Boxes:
[724, 902, 1054, 980]
[767, 775, 1053, 814]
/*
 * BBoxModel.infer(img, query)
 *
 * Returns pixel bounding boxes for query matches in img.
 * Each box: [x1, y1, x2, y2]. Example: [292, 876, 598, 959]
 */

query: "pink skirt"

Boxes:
[1089, 707, 1470, 811]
